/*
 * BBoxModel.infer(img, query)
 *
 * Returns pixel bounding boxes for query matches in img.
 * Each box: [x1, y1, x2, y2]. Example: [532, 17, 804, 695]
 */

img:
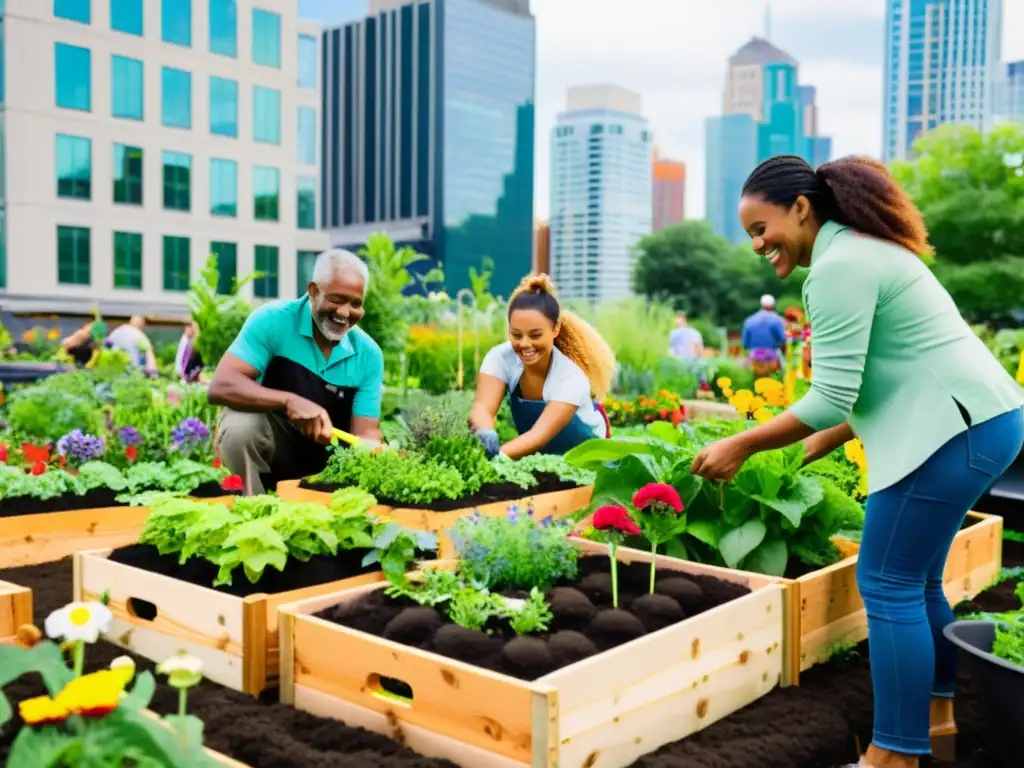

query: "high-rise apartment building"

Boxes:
[549, 84, 652, 302]
[705, 38, 831, 243]
[319, 0, 535, 298]
[882, 0, 1004, 162]
[652, 151, 685, 232]
[0, 0, 328, 315]
[992, 60, 1024, 125]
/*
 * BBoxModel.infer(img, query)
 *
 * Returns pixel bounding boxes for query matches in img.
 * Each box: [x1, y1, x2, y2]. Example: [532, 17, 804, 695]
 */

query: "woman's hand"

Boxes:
[690, 435, 752, 482]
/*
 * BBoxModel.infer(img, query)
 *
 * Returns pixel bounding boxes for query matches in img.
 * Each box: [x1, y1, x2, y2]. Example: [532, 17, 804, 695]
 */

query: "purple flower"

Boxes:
[56, 430, 106, 465]
[170, 417, 211, 456]
[117, 426, 142, 447]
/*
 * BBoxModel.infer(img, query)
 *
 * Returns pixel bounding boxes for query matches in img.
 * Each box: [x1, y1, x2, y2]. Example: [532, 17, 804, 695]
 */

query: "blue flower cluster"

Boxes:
[170, 417, 210, 455]
[56, 430, 106, 464]
[117, 425, 142, 447]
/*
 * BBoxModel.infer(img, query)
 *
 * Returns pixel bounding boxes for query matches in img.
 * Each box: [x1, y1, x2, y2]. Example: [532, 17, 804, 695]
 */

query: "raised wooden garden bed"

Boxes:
[276, 480, 594, 559]
[793, 510, 1002, 676]
[0, 496, 236, 569]
[0, 579, 32, 645]
[680, 400, 740, 422]
[277, 540, 786, 768]
[72, 547, 387, 696]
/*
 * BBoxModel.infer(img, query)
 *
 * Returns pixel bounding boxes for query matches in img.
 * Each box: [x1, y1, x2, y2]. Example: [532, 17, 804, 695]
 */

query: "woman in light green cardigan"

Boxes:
[691, 154, 1023, 768]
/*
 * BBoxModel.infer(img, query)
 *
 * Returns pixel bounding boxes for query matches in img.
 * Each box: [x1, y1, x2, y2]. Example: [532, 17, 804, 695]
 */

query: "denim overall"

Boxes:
[507, 382, 602, 455]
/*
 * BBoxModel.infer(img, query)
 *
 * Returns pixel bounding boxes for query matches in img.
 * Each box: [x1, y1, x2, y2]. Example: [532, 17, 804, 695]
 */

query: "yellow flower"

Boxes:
[19, 695, 70, 726]
[716, 377, 732, 389]
[844, 439, 866, 467]
[750, 396, 766, 411]
[47, 329, 60, 341]
[56, 669, 131, 717]
[753, 407, 773, 424]
[722, 387, 733, 398]
[754, 378, 783, 395]
[44, 601, 113, 644]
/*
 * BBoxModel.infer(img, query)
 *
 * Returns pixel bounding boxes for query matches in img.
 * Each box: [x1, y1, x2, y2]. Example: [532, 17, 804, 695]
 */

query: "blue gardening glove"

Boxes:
[474, 428, 500, 458]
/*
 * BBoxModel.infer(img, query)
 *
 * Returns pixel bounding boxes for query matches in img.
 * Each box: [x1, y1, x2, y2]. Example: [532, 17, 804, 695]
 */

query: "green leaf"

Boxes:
[123, 670, 156, 710]
[589, 454, 658, 509]
[564, 436, 663, 467]
[686, 518, 723, 548]
[744, 537, 789, 576]
[646, 421, 682, 445]
[7, 724, 79, 768]
[663, 537, 690, 561]
[0, 642, 74, 726]
[719, 519, 767, 569]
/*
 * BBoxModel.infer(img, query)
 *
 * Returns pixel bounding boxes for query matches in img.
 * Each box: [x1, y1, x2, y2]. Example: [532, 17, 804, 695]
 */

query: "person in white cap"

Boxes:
[741, 295, 787, 374]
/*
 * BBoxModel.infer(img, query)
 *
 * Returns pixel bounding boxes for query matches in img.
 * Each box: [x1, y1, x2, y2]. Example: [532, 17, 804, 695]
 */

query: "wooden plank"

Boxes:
[547, 586, 783, 768]
[942, 512, 1002, 601]
[0, 580, 33, 643]
[0, 497, 236, 568]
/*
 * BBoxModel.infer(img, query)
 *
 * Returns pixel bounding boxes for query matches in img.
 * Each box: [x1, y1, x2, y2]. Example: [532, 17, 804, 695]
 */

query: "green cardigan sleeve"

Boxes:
[789, 252, 879, 430]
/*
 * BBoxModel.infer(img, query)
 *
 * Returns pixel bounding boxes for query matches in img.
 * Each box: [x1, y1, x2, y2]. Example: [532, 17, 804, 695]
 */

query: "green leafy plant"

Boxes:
[187, 253, 260, 370]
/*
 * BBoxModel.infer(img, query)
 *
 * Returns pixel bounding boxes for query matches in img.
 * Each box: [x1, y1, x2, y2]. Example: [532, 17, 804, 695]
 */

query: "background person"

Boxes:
[690, 154, 1024, 768]
[174, 321, 203, 382]
[104, 316, 158, 375]
[668, 312, 704, 361]
[741, 294, 787, 375]
[208, 249, 384, 494]
[468, 274, 616, 458]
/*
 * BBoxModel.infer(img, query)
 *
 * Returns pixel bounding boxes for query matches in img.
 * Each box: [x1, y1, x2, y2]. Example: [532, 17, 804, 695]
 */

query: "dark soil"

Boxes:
[0, 537, 1019, 767]
[0, 481, 235, 518]
[300, 472, 580, 511]
[318, 554, 750, 681]
[106, 544, 380, 598]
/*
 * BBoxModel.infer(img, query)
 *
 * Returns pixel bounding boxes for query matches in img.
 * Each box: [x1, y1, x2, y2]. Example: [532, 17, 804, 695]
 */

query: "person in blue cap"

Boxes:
[468, 274, 616, 458]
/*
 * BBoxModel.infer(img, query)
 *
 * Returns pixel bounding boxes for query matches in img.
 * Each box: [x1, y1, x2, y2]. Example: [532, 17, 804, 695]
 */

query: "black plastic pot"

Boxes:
[0, 361, 72, 385]
[943, 620, 1022, 767]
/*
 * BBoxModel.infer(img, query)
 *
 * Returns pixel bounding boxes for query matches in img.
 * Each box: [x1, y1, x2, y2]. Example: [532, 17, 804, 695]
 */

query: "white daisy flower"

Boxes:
[44, 601, 113, 644]
[157, 651, 204, 689]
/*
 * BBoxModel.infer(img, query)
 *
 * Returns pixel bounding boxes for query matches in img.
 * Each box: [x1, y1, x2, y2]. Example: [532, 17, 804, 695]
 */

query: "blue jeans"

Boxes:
[857, 407, 1024, 754]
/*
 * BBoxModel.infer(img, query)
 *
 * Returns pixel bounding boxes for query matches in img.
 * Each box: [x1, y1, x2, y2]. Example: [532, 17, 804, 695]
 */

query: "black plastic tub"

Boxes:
[943, 620, 1022, 767]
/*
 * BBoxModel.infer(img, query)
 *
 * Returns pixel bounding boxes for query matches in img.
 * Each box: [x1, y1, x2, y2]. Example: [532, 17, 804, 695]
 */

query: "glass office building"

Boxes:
[321, 0, 535, 297]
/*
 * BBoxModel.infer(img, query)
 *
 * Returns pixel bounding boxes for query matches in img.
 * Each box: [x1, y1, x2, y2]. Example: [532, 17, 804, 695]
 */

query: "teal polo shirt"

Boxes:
[227, 296, 384, 423]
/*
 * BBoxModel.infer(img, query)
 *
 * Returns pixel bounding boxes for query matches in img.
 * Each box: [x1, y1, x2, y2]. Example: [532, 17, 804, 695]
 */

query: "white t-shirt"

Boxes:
[479, 342, 605, 438]
[105, 324, 151, 367]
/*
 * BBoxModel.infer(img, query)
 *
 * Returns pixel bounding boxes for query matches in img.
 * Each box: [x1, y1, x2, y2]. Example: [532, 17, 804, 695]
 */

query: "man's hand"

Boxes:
[285, 394, 334, 444]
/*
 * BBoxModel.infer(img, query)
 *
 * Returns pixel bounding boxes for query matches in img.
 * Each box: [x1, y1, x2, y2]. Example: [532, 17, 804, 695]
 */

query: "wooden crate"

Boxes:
[277, 540, 786, 768]
[0, 497, 236, 568]
[72, 548, 386, 696]
[0, 579, 32, 645]
[680, 400, 741, 422]
[276, 481, 594, 559]
[795, 511, 1002, 674]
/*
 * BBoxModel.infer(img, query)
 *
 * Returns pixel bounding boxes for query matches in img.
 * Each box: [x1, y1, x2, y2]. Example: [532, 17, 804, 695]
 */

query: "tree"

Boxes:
[632, 221, 804, 329]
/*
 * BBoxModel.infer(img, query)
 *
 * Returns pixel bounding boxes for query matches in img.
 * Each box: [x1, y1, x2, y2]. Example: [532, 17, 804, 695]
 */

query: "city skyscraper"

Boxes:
[549, 85, 653, 302]
[882, 0, 1005, 162]
[705, 38, 831, 243]
[0, 0, 327, 313]
[652, 150, 686, 232]
[320, 0, 536, 298]
[992, 60, 1024, 125]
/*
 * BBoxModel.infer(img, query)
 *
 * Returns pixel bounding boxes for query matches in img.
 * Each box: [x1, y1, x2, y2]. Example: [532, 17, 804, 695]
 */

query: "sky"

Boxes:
[301, 0, 1024, 220]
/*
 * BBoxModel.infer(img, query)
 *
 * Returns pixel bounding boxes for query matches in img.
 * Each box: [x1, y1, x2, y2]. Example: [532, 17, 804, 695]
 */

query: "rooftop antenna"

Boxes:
[764, 3, 772, 40]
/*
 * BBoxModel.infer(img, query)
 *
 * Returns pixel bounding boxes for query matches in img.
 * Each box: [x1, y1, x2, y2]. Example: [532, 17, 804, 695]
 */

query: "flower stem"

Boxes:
[178, 688, 188, 717]
[650, 539, 658, 594]
[609, 541, 619, 609]
[73, 641, 84, 677]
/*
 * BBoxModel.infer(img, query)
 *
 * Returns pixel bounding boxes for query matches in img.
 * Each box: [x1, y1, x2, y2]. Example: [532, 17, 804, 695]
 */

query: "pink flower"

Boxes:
[632, 483, 683, 514]
[592, 505, 642, 536]
[0, 444, 7, 463]
[124, 446, 137, 462]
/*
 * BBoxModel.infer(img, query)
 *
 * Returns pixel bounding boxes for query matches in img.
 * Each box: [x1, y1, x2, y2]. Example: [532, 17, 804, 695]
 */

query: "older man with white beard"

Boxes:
[208, 249, 384, 493]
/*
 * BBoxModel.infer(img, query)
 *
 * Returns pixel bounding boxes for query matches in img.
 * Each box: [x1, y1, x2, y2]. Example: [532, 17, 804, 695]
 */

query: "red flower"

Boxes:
[22, 444, 50, 464]
[124, 446, 137, 462]
[30, 461, 47, 476]
[592, 505, 642, 536]
[658, 408, 668, 419]
[221, 475, 244, 492]
[632, 483, 683, 514]
[670, 408, 684, 427]
[57, 455, 67, 469]
[212, 458, 222, 469]
[0, 444, 7, 463]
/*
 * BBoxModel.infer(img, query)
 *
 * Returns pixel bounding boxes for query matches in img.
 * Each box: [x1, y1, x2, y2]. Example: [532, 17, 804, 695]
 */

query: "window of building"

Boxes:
[113, 143, 143, 204]
[113, 231, 142, 289]
[161, 67, 192, 128]
[297, 107, 316, 165]
[253, 86, 281, 144]
[211, 241, 236, 294]
[162, 150, 191, 211]
[110, 0, 143, 36]
[254, 245, 279, 298]
[209, 158, 237, 216]
[55, 44, 91, 111]
[297, 250, 317, 295]
[163, 235, 190, 291]
[252, 8, 281, 68]
[162, 0, 191, 46]
[297, 176, 316, 229]
[54, 0, 90, 24]
[209, 0, 237, 58]
[57, 225, 90, 285]
[55, 134, 91, 200]
[298, 34, 317, 90]
[253, 166, 279, 221]
[111, 55, 143, 120]
[209, 76, 238, 137]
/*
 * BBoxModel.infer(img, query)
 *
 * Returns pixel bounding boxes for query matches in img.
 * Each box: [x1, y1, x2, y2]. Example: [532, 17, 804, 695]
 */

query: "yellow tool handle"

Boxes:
[331, 428, 362, 445]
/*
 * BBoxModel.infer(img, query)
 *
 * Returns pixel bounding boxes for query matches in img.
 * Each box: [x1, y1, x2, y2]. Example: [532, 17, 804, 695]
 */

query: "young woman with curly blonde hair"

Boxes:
[468, 274, 617, 458]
